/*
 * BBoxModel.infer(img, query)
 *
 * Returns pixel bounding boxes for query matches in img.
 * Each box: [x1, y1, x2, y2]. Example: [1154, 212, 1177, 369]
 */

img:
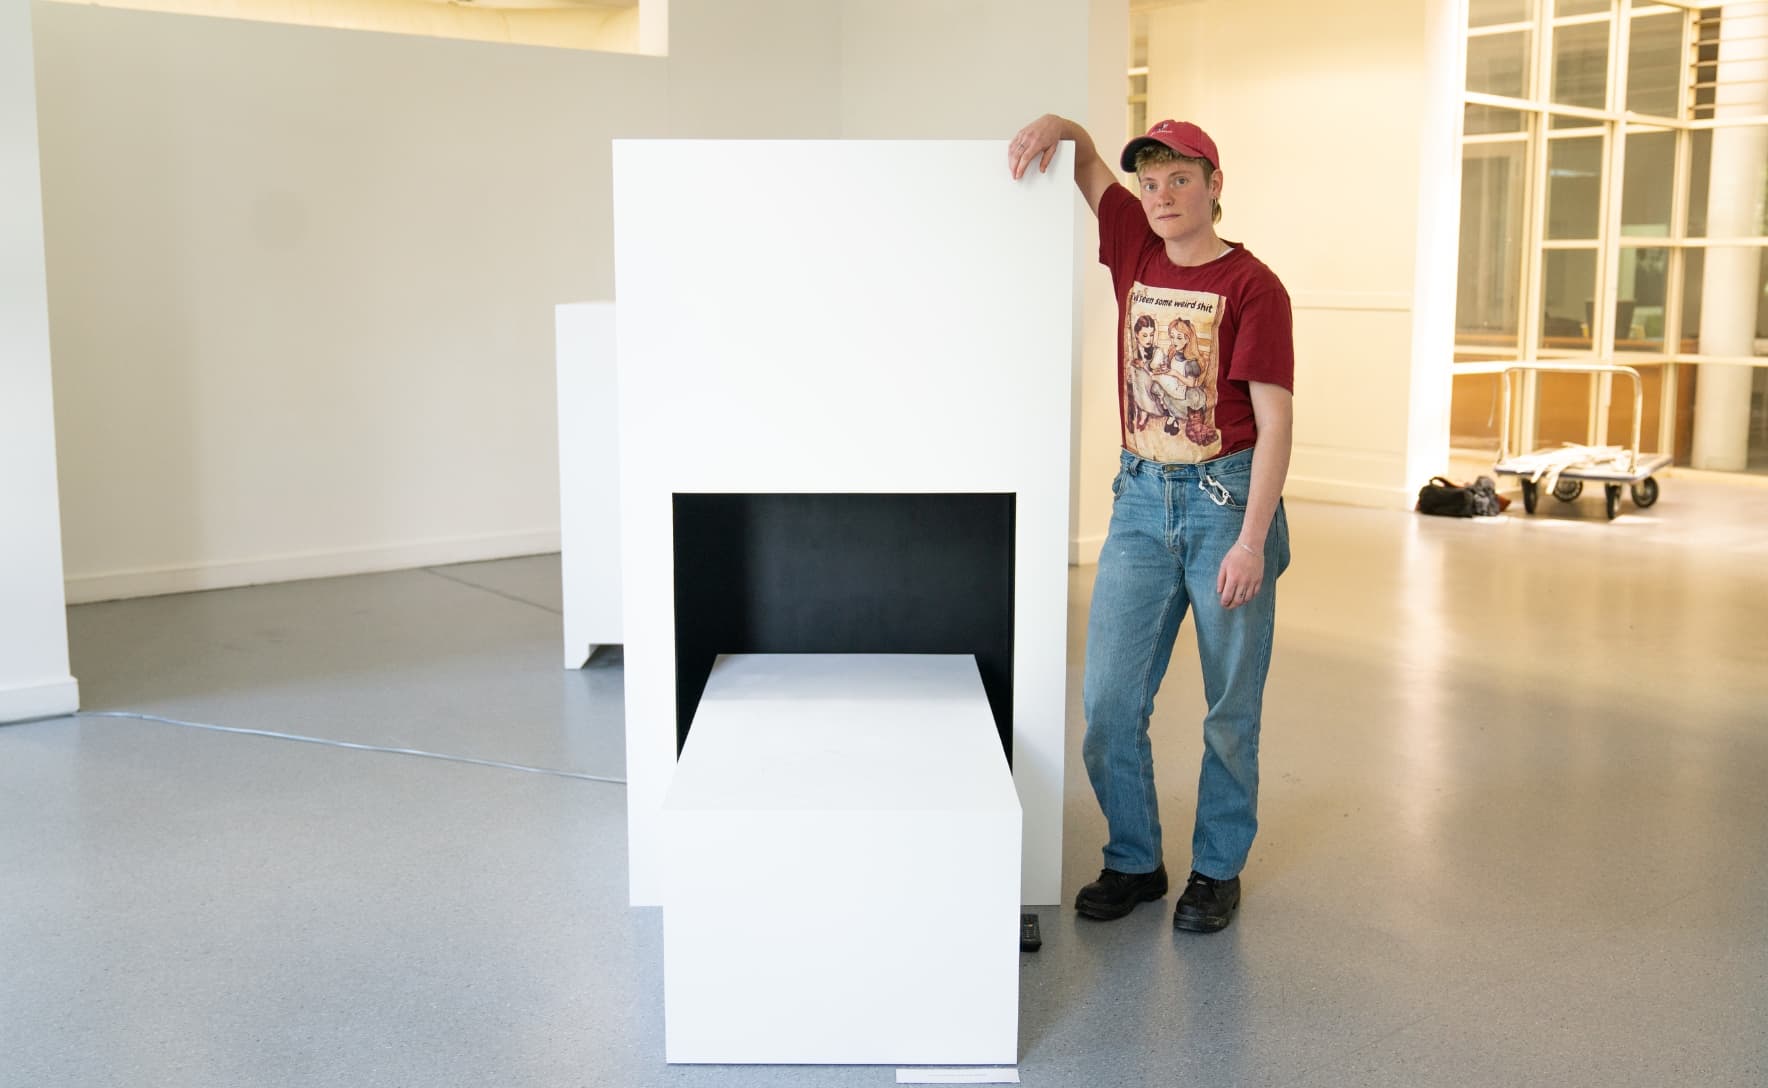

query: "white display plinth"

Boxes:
[615, 139, 1075, 908]
[661, 654, 1021, 1066]
[554, 301, 619, 668]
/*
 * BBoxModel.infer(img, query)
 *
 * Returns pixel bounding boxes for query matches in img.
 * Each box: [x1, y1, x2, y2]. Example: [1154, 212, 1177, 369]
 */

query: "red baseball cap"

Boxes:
[1120, 119, 1220, 173]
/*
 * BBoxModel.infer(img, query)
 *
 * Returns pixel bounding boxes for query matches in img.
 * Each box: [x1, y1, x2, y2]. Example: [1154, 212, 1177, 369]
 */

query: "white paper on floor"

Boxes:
[896, 1070, 1021, 1084]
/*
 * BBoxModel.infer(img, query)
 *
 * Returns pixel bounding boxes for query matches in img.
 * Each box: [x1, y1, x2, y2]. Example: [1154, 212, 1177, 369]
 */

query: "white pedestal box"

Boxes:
[554, 301, 619, 669]
[615, 140, 1076, 911]
[661, 654, 1021, 1065]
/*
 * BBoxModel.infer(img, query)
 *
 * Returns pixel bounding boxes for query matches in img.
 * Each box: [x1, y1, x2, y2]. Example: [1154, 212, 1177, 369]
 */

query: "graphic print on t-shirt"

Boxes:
[1122, 282, 1223, 462]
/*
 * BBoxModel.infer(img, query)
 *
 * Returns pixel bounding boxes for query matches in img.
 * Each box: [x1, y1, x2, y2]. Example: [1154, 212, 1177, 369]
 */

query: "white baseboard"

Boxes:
[1068, 533, 1106, 567]
[1285, 475, 1412, 510]
[0, 676, 80, 724]
[64, 529, 562, 604]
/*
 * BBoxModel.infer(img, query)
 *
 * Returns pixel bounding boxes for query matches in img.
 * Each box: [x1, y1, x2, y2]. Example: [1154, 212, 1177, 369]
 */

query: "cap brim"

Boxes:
[1119, 137, 1161, 173]
[1120, 136, 1214, 173]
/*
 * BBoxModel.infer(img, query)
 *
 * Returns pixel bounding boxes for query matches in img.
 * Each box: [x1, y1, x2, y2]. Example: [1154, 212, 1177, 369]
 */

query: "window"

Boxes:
[1452, 1, 1768, 474]
[1128, 12, 1150, 139]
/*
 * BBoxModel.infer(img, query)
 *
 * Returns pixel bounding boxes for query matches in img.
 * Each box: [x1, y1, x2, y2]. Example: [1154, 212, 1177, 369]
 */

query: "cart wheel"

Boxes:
[1521, 479, 1538, 514]
[1552, 479, 1583, 502]
[1631, 476, 1659, 509]
[1605, 483, 1621, 520]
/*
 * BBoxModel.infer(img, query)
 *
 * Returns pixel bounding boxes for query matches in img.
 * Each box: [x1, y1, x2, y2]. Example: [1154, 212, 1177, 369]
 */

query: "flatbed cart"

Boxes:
[1489, 362, 1672, 520]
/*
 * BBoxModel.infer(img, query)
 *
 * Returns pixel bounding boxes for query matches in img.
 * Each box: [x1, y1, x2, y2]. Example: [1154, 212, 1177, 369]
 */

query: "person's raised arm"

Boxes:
[1008, 114, 1116, 216]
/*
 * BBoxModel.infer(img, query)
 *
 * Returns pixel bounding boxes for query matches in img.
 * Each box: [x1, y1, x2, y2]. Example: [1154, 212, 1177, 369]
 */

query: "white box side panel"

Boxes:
[617, 140, 1075, 905]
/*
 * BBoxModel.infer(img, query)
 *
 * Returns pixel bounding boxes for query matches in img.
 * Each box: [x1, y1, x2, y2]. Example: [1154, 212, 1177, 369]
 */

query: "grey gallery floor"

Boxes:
[4, 479, 1766, 1088]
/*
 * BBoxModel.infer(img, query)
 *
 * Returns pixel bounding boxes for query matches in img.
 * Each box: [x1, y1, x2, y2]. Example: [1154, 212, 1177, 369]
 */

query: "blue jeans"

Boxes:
[1081, 446, 1291, 880]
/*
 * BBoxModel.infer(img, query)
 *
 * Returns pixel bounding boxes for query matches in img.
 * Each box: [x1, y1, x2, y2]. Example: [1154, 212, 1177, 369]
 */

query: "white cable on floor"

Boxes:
[75, 710, 627, 785]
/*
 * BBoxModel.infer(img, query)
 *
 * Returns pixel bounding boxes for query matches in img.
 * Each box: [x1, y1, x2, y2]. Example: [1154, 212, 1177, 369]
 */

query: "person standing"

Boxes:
[1008, 116, 1294, 933]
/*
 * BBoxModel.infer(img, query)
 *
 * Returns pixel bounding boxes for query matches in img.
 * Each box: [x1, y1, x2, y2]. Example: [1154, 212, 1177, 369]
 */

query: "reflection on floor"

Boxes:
[5, 475, 1766, 1087]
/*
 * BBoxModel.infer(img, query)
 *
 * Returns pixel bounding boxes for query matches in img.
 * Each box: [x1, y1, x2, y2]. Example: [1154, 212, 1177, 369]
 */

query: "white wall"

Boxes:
[665, 0, 837, 136]
[1143, 0, 1455, 509]
[1, 0, 78, 722]
[1405, 0, 1464, 494]
[31, 0, 838, 603]
[835, 0, 1128, 561]
[832, 0, 1458, 546]
[30, 0, 1453, 615]
[32, 0, 1119, 606]
[1075, 0, 1131, 561]
[836, 0, 1090, 138]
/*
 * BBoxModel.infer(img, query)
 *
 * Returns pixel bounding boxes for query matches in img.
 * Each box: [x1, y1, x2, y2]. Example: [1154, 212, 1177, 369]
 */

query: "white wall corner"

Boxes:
[1404, 0, 1468, 490]
[1072, 0, 1130, 568]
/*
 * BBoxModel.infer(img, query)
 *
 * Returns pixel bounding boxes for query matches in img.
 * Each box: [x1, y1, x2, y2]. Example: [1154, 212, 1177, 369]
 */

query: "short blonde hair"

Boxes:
[1133, 146, 1222, 224]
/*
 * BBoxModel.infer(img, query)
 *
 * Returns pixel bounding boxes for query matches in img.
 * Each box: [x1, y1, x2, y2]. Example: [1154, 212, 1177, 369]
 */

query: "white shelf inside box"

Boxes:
[661, 653, 1021, 1065]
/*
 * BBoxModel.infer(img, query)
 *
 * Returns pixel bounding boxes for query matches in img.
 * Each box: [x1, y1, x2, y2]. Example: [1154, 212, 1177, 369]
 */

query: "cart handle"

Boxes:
[1484, 362, 1645, 475]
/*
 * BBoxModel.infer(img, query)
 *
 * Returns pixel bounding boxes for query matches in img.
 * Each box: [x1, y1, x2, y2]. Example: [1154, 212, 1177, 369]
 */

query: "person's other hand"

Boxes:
[1008, 115, 1066, 180]
[1216, 543, 1264, 610]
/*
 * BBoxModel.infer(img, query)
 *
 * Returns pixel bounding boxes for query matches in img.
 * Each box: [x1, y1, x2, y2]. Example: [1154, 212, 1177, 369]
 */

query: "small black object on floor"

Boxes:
[1020, 912, 1041, 952]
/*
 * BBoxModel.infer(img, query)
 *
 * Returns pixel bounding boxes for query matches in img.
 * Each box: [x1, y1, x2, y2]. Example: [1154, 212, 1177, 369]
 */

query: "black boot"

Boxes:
[1172, 870, 1240, 933]
[1074, 865, 1169, 921]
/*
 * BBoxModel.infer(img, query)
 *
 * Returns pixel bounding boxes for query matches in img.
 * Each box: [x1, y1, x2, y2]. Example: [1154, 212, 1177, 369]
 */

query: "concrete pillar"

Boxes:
[1691, 3, 1768, 471]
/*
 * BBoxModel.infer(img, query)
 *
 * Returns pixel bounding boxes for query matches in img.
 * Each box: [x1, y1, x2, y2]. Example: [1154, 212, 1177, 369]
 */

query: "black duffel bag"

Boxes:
[1416, 475, 1505, 517]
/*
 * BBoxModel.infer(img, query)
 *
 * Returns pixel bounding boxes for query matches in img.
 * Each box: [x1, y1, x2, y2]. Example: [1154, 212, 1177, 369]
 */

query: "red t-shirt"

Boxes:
[1099, 182, 1294, 464]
